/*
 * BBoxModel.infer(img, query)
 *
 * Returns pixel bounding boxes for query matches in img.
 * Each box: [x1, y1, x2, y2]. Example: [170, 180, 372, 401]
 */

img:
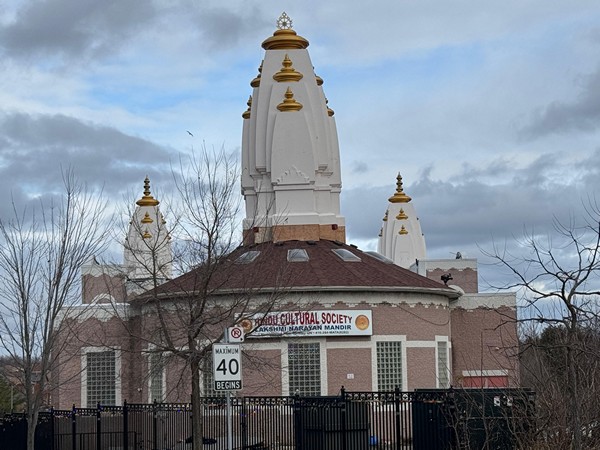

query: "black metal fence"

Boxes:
[0, 388, 535, 450]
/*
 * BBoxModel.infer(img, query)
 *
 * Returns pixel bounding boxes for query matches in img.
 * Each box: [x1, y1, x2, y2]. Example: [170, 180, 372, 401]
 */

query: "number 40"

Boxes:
[216, 358, 239, 375]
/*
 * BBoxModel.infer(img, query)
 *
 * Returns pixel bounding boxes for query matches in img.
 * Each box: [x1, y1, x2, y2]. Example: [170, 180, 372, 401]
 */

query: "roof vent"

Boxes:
[332, 248, 361, 262]
[288, 249, 309, 262]
[236, 251, 260, 264]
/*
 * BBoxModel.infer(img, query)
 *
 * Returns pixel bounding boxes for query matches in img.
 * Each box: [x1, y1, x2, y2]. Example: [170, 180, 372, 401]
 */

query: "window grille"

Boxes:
[376, 341, 403, 391]
[437, 341, 450, 388]
[86, 351, 116, 406]
[149, 352, 165, 402]
[288, 342, 321, 396]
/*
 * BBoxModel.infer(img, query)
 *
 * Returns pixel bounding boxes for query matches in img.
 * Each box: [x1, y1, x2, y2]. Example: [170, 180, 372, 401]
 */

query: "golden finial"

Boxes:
[262, 13, 309, 50]
[399, 225, 408, 235]
[378, 228, 383, 237]
[277, 12, 293, 30]
[250, 61, 263, 88]
[326, 98, 334, 117]
[277, 87, 303, 112]
[396, 208, 408, 220]
[242, 95, 252, 119]
[382, 210, 389, 222]
[136, 177, 160, 206]
[316, 74, 323, 86]
[141, 212, 153, 224]
[388, 173, 412, 203]
[273, 54, 303, 82]
[142, 230, 152, 239]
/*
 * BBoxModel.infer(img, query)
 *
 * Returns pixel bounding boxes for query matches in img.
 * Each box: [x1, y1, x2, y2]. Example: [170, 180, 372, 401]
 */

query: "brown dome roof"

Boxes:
[141, 240, 458, 300]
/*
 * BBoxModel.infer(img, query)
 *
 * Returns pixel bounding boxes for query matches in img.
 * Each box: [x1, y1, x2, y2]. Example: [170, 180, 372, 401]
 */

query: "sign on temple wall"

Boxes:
[240, 310, 373, 337]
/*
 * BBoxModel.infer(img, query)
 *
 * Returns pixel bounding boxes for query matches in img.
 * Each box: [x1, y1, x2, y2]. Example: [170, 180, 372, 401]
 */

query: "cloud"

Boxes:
[0, 0, 160, 63]
[521, 68, 600, 138]
[343, 150, 599, 258]
[0, 112, 174, 211]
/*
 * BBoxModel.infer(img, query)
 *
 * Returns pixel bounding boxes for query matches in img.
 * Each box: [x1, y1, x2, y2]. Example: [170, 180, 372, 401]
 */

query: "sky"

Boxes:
[1, 0, 600, 290]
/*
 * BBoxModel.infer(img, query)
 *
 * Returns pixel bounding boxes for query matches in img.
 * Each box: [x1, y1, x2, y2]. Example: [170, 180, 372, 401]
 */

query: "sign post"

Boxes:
[213, 328, 244, 449]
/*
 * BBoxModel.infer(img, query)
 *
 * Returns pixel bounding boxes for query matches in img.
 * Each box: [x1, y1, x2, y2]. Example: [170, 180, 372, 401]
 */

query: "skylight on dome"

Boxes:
[287, 249, 309, 262]
[365, 251, 394, 264]
[332, 248, 361, 262]
[236, 250, 260, 264]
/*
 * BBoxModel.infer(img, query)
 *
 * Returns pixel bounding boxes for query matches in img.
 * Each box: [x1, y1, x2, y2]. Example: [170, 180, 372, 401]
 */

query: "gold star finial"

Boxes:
[277, 12, 293, 30]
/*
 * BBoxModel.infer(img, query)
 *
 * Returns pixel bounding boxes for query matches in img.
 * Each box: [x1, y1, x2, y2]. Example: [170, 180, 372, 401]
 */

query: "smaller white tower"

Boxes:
[124, 177, 172, 294]
[377, 173, 426, 268]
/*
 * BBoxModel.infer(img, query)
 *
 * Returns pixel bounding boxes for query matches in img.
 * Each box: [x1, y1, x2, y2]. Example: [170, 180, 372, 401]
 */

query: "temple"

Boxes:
[52, 14, 518, 409]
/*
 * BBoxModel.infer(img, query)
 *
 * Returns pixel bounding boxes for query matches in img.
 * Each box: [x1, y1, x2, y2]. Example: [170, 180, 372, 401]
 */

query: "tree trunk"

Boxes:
[191, 357, 204, 450]
[567, 341, 582, 450]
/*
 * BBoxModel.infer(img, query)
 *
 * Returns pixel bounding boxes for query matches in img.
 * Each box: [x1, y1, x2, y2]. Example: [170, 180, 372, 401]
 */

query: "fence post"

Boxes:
[293, 393, 302, 450]
[123, 400, 129, 450]
[50, 408, 55, 450]
[96, 403, 101, 450]
[153, 399, 158, 450]
[241, 397, 248, 450]
[394, 387, 401, 450]
[341, 386, 348, 450]
[71, 405, 76, 450]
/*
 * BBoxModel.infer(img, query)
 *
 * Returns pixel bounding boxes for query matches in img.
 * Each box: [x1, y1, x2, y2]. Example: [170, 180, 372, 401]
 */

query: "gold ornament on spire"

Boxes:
[242, 95, 252, 119]
[142, 229, 152, 239]
[141, 212, 153, 224]
[136, 177, 160, 206]
[396, 208, 408, 220]
[378, 227, 383, 237]
[277, 12, 293, 29]
[326, 98, 335, 117]
[277, 87, 303, 111]
[273, 54, 303, 82]
[262, 13, 309, 50]
[388, 173, 412, 203]
[399, 225, 408, 235]
[250, 61, 263, 88]
[382, 210, 389, 221]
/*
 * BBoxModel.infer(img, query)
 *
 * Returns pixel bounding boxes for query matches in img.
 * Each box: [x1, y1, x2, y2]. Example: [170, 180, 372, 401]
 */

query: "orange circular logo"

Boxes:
[355, 314, 370, 330]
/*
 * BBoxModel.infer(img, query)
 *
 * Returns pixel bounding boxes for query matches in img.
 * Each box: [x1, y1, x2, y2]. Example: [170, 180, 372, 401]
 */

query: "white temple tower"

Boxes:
[124, 177, 172, 292]
[241, 13, 345, 244]
[377, 173, 426, 268]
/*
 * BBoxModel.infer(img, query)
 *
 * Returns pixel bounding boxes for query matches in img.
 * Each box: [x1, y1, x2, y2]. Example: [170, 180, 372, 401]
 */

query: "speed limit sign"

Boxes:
[212, 344, 242, 391]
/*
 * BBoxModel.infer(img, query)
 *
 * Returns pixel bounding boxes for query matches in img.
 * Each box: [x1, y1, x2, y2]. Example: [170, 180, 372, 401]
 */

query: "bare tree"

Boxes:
[0, 170, 109, 450]
[92, 147, 291, 450]
[484, 211, 600, 450]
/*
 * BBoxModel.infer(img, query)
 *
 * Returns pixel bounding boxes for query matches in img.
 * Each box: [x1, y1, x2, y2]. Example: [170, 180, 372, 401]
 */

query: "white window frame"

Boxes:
[81, 346, 121, 407]
[282, 339, 326, 396]
[147, 349, 167, 403]
[372, 335, 407, 391]
[435, 336, 451, 389]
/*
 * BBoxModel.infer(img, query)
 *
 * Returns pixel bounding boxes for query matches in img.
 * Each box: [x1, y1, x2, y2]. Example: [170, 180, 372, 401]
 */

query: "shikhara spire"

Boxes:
[378, 173, 426, 268]
[125, 177, 172, 289]
[241, 14, 345, 244]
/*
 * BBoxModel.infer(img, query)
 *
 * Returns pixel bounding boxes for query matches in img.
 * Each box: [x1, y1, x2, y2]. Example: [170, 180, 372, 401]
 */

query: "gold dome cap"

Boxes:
[277, 87, 303, 112]
[388, 173, 412, 203]
[250, 61, 263, 88]
[273, 54, 303, 82]
[262, 13, 309, 50]
[136, 176, 160, 207]
[242, 95, 252, 119]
